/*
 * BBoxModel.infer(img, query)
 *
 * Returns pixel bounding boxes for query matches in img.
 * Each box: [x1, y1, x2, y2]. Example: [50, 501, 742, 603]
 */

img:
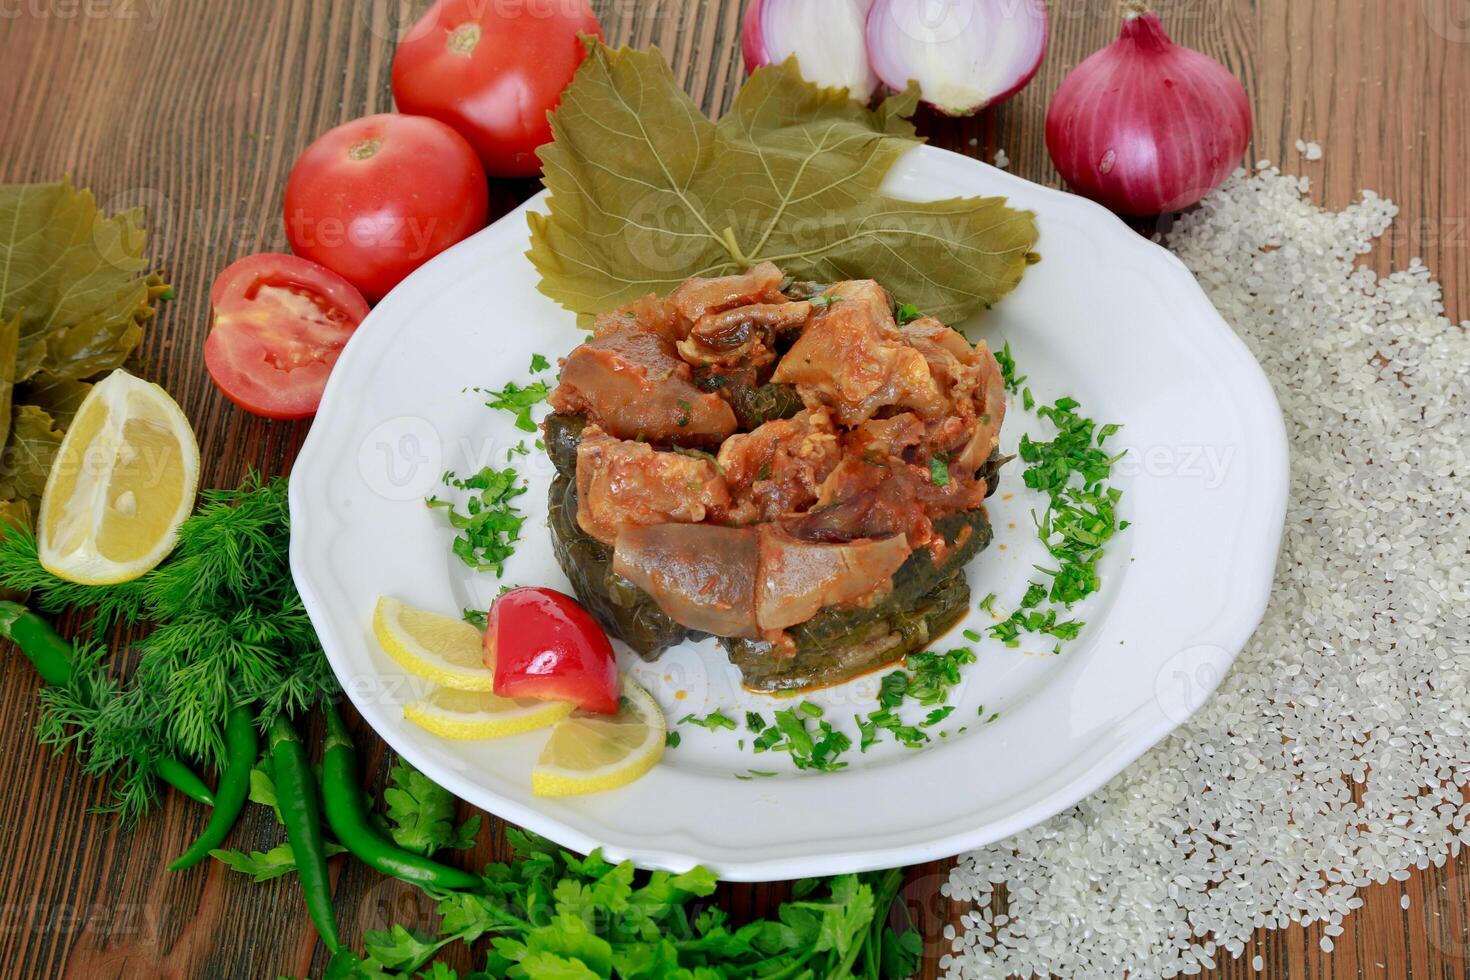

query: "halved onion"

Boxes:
[742, 0, 879, 101]
[865, 0, 1049, 115]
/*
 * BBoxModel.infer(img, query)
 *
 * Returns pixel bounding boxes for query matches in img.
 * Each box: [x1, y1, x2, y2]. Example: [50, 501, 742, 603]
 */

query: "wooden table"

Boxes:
[2, 1, 1466, 977]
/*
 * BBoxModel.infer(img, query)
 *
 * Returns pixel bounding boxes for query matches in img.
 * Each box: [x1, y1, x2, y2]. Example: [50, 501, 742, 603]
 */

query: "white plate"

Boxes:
[290, 145, 1287, 881]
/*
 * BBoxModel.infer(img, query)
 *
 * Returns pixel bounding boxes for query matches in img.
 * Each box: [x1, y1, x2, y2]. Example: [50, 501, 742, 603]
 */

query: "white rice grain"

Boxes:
[943, 163, 1470, 979]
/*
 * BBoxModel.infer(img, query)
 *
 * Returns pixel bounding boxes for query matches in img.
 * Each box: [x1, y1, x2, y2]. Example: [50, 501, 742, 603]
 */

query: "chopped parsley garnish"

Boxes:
[461, 608, 487, 629]
[506, 440, 530, 460]
[529, 353, 552, 373]
[425, 466, 527, 575]
[994, 340, 1025, 393]
[987, 388, 1126, 650]
[895, 302, 923, 325]
[678, 710, 738, 732]
[675, 399, 692, 427]
[665, 731, 682, 748]
[928, 455, 950, 487]
[480, 380, 550, 433]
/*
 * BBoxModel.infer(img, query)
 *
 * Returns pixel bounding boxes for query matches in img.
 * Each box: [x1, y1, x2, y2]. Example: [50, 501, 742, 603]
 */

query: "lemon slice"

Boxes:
[532, 676, 666, 797]
[404, 687, 574, 740]
[38, 369, 200, 585]
[373, 597, 495, 691]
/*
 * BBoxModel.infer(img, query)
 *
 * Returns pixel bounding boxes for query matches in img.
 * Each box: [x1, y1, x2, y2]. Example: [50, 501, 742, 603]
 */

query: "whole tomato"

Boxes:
[283, 113, 488, 302]
[391, 0, 602, 178]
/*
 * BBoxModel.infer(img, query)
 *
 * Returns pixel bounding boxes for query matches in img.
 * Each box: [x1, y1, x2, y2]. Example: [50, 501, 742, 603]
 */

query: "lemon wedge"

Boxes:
[532, 675, 665, 797]
[37, 369, 200, 585]
[373, 597, 495, 691]
[404, 687, 574, 740]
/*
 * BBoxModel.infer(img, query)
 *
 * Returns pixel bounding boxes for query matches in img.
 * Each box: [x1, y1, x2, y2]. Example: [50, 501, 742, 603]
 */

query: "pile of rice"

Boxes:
[941, 163, 1470, 978]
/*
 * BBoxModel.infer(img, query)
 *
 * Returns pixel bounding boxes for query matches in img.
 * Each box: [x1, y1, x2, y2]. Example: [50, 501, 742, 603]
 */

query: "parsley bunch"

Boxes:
[328, 829, 921, 979]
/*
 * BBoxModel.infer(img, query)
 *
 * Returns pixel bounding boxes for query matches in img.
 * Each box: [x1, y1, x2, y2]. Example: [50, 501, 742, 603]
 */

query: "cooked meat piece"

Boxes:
[676, 300, 811, 367]
[592, 293, 682, 343]
[845, 413, 926, 464]
[550, 323, 737, 443]
[754, 527, 911, 632]
[611, 520, 911, 637]
[770, 280, 945, 425]
[797, 452, 988, 551]
[901, 317, 1007, 471]
[613, 523, 760, 637]
[667, 261, 786, 327]
[576, 426, 731, 545]
[716, 409, 842, 522]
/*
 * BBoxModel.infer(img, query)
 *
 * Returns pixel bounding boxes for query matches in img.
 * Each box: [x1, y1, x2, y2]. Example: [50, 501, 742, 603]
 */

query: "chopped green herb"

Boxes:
[745, 711, 767, 732]
[675, 399, 692, 427]
[529, 353, 551, 373]
[995, 340, 1025, 392]
[895, 302, 923, 325]
[665, 731, 681, 748]
[426, 466, 527, 575]
[798, 701, 824, 719]
[461, 608, 487, 629]
[480, 380, 550, 432]
[928, 455, 950, 487]
[987, 386, 1125, 651]
[506, 440, 530, 460]
[922, 705, 956, 727]
[678, 710, 737, 732]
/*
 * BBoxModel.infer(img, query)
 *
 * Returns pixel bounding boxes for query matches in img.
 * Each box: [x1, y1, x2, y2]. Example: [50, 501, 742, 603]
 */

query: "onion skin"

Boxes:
[1044, 7, 1251, 216]
[742, 0, 879, 102]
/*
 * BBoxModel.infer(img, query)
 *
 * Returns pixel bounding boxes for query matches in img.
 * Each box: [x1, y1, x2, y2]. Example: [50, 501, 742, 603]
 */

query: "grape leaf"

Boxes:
[0, 405, 63, 503]
[0, 179, 168, 527]
[0, 312, 18, 450]
[0, 179, 164, 384]
[528, 42, 1039, 325]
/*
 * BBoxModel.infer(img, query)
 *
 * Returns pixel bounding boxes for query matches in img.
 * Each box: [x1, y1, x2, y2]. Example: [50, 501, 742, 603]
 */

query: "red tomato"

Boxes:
[485, 587, 620, 714]
[204, 253, 370, 420]
[391, 0, 602, 178]
[283, 113, 488, 302]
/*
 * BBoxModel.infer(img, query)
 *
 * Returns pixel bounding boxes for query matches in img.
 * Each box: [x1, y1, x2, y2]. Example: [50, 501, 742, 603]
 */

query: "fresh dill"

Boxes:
[0, 476, 335, 822]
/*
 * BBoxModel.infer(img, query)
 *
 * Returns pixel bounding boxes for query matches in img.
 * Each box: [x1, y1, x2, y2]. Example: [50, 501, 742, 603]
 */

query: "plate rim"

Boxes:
[290, 144, 1289, 880]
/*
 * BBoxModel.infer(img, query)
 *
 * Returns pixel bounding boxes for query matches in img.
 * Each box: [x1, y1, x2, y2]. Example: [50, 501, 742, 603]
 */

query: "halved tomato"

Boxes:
[204, 253, 370, 420]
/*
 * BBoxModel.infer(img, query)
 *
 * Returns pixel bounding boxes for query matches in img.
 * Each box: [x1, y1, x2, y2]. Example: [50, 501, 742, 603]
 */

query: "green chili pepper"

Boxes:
[269, 714, 341, 953]
[320, 702, 483, 892]
[169, 706, 256, 870]
[0, 601, 215, 806]
[152, 757, 215, 807]
[0, 600, 79, 686]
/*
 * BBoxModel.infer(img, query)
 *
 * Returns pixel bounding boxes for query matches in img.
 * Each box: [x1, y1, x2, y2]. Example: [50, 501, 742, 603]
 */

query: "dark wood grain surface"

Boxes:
[2, 1, 1467, 977]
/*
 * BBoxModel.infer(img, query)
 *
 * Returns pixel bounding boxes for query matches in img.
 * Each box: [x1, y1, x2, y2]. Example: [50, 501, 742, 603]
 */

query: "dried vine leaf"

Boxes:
[0, 313, 17, 450]
[0, 179, 166, 525]
[529, 43, 1039, 325]
[0, 405, 64, 503]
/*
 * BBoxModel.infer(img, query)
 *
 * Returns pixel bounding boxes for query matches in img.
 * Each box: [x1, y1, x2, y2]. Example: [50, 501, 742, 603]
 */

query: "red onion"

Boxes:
[742, 0, 879, 102]
[1044, 2, 1251, 216]
[865, 0, 1048, 115]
